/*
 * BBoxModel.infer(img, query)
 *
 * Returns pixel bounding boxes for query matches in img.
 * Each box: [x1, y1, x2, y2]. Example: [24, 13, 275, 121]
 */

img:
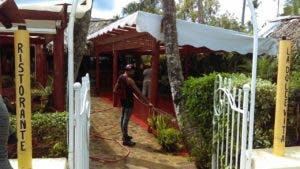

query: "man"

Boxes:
[114, 64, 153, 146]
[0, 95, 13, 169]
[142, 64, 152, 98]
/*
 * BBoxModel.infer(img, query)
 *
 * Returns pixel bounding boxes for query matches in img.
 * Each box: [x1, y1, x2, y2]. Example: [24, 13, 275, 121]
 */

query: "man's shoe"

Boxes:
[123, 141, 136, 146]
[126, 135, 133, 140]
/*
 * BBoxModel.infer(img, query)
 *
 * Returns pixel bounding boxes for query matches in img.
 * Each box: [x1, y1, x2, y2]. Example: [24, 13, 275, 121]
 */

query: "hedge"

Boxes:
[182, 73, 280, 168]
[9, 112, 67, 158]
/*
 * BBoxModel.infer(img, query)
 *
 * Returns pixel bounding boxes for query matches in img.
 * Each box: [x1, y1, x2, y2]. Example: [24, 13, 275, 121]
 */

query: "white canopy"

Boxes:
[0, 0, 6, 6]
[0, 0, 92, 34]
[88, 11, 278, 55]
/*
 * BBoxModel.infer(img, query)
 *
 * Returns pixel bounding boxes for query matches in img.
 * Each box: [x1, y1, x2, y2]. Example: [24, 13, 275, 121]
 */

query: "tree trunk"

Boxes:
[241, 0, 246, 25]
[73, 7, 92, 80]
[197, 0, 204, 23]
[161, 0, 194, 152]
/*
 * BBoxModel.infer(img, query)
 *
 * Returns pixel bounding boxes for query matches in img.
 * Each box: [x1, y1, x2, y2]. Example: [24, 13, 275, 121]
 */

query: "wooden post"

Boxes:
[35, 44, 47, 86]
[183, 47, 190, 79]
[150, 41, 160, 106]
[273, 39, 292, 156]
[14, 25, 33, 169]
[95, 52, 100, 95]
[113, 50, 119, 106]
[53, 29, 65, 111]
[0, 51, 2, 94]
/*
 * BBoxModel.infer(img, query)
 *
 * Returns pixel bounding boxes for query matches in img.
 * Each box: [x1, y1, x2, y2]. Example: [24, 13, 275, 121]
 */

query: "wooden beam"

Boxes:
[58, 3, 70, 28]
[0, 13, 12, 28]
[124, 25, 136, 30]
[94, 30, 148, 46]
[0, 35, 46, 44]
[0, 0, 24, 24]
[96, 34, 153, 52]
[115, 28, 129, 32]
[19, 10, 62, 20]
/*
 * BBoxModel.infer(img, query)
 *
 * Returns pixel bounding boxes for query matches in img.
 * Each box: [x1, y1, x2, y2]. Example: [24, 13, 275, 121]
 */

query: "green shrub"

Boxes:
[182, 72, 278, 168]
[157, 128, 181, 152]
[9, 112, 67, 158]
[290, 70, 300, 102]
[155, 114, 168, 130]
[182, 73, 218, 168]
[147, 115, 158, 129]
[147, 114, 171, 129]
[148, 114, 183, 152]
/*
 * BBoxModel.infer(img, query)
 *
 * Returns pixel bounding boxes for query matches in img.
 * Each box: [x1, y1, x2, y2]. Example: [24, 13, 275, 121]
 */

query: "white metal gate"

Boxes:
[212, 74, 253, 169]
[73, 73, 91, 169]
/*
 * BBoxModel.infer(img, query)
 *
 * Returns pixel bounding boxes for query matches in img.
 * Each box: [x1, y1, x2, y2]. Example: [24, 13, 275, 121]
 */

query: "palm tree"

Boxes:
[241, 0, 246, 25]
[197, 0, 204, 23]
[74, 1, 93, 80]
[241, 0, 260, 25]
[161, 0, 193, 153]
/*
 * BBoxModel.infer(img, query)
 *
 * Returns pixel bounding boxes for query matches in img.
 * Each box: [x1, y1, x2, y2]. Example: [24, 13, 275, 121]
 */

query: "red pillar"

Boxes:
[112, 50, 119, 106]
[53, 29, 65, 111]
[35, 44, 47, 86]
[150, 41, 160, 106]
[184, 54, 189, 80]
[95, 53, 100, 95]
[0, 55, 2, 94]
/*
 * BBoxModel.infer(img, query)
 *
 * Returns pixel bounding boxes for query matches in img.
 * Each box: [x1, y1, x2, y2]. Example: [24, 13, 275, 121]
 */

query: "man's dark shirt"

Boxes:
[118, 75, 134, 108]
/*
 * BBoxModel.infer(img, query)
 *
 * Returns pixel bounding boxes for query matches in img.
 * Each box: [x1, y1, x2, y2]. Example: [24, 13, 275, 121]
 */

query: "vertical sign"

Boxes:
[14, 26, 32, 169]
[273, 39, 292, 156]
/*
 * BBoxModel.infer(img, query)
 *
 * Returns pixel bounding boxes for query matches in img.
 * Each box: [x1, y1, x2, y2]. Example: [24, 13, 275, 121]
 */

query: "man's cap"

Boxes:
[125, 64, 134, 71]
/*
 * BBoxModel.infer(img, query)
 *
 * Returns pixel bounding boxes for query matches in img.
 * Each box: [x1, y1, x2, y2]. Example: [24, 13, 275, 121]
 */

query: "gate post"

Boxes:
[240, 84, 250, 169]
[73, 82, 82, 169]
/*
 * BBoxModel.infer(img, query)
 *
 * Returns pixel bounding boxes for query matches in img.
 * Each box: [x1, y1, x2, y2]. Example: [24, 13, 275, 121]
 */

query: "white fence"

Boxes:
[212, 74, 253, 169]
[72, 73, 91, 169]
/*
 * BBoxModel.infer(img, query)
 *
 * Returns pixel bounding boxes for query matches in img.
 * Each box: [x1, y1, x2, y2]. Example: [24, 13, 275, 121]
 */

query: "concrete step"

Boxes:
[9, 158, 67, 169]
[252, 146, 300, 169]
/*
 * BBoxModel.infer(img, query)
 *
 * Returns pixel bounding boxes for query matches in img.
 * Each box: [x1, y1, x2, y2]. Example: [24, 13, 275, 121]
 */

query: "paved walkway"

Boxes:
[90, 97, 196, 169]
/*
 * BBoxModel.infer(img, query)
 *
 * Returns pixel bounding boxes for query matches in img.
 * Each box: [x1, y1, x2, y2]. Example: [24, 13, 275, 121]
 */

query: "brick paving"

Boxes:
[89, 97, 196, 169]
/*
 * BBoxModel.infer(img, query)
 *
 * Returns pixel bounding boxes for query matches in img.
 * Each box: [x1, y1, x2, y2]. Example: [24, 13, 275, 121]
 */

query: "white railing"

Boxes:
[73, 73, 91, 169]
[212, 74, 252, 169]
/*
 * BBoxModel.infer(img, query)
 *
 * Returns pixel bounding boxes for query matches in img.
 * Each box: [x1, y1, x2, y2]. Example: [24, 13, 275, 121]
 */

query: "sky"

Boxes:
[91, 0, 287, 28]
[218, 0, 287, 28]
[16, 0, 287, 28]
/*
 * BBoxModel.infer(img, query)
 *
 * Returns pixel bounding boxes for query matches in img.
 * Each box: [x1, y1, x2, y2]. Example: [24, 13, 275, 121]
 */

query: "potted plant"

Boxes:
[147, 115, 157, 133]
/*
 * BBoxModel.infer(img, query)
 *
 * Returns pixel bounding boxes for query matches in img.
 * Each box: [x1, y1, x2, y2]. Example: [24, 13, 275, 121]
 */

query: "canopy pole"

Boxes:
[67, 0, 80, 169]
[247, 0, 258, 168]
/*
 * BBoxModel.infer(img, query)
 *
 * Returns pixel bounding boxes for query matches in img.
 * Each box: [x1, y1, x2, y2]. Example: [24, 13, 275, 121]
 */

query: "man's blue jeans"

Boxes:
[120, 107, 133, 141]
[0, 96, 13, 169]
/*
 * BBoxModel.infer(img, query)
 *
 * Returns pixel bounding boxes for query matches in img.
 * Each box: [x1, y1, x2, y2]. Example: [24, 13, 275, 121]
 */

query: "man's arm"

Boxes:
[113, 78, 119, 93]
[127, 77, 151, 105]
